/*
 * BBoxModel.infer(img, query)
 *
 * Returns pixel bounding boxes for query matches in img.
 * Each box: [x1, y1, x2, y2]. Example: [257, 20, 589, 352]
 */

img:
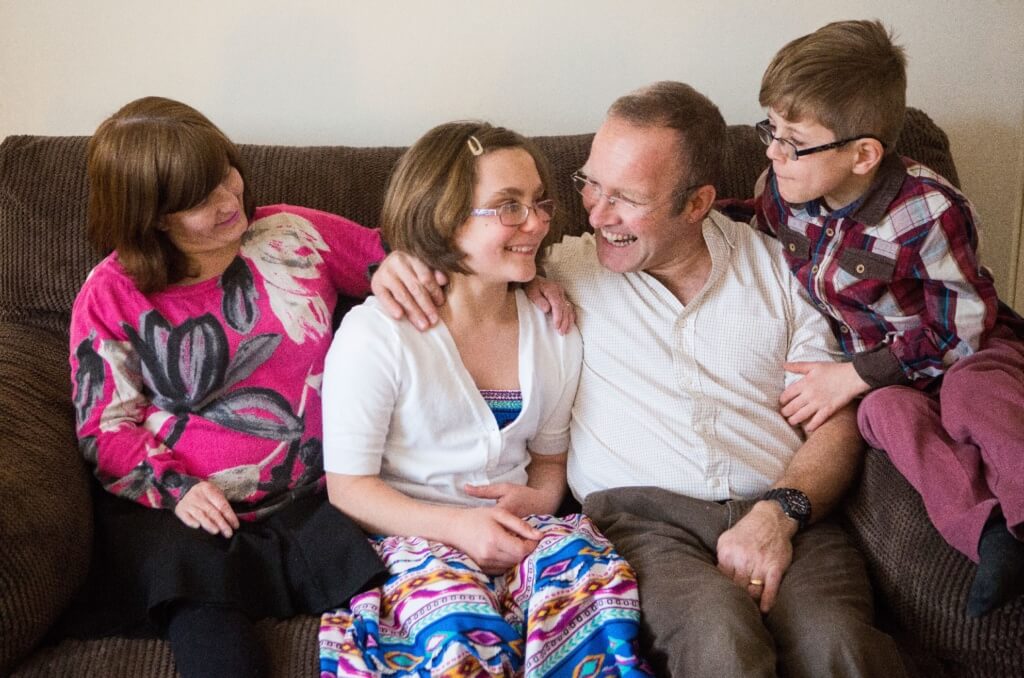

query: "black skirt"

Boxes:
[61, 486, 386, 638]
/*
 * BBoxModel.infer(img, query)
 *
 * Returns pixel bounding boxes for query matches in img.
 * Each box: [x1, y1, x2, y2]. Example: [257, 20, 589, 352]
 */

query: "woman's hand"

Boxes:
[174, 480, 240, 538]
[448, 506, 542, 574]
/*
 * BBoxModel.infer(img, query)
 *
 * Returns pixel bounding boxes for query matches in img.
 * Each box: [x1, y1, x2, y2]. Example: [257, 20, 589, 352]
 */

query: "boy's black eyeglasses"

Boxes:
[755, 119, 885, 161]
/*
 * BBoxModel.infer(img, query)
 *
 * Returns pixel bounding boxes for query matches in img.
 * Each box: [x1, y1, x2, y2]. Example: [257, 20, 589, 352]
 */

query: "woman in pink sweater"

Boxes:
[69, 96, 387, 678]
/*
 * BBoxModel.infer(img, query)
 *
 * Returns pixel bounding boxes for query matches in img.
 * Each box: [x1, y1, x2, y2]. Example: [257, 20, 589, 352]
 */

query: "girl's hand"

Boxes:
[449, 506, 542, 574]
[780, 361, 870, 432]
[464, 482, 555, 518]
[524, 275, 575, 335]
[174, 481, 240, 538]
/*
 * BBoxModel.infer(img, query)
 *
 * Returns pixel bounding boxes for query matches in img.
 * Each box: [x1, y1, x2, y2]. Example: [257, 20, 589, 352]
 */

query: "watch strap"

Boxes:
[760, 487, 811, 531]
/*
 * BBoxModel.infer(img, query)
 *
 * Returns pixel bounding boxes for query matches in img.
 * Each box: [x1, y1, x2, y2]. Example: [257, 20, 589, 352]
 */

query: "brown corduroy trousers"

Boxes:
[584, 486, 907, 678]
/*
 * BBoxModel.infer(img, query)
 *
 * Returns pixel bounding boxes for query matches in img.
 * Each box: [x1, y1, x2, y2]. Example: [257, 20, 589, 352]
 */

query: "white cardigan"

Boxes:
[322, 290, 582, 507]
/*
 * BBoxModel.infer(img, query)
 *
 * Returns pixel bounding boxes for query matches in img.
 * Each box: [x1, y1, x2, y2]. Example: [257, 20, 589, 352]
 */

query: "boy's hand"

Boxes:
[780, 361, 870, 432]
[524, 276, 576, 335]
[370, 251, 448, 330]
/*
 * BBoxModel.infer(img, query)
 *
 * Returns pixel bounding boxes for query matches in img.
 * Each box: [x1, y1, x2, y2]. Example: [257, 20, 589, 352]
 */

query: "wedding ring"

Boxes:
[749, 579, 764, 587]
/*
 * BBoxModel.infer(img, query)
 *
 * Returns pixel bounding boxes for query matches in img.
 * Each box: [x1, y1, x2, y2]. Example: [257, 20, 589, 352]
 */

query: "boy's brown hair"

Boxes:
[381, 121, 562, 275]
[760, 19, 907, 148]
[608, 81, 726, 214]
[87, 96, 255, 292]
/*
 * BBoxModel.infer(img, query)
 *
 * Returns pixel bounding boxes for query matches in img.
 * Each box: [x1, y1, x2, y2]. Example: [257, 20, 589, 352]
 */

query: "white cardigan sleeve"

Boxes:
[321, 302, 401, 475]
[526, 312, 583, 456]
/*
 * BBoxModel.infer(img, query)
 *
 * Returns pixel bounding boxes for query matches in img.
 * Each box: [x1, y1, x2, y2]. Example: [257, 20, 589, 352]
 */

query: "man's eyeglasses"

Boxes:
[572, 171, 700, 213]
[470, 200, 556, 227]
[571, 172, 648, 211]
[755, 119, 885, 162]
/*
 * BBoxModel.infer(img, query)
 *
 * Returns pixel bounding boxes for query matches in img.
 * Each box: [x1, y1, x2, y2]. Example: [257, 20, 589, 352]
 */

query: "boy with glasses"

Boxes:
[726, 19, 1024, 617]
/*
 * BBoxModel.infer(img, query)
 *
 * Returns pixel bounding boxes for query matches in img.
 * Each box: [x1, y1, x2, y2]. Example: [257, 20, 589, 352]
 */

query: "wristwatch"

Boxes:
[760, 488, 811, 531]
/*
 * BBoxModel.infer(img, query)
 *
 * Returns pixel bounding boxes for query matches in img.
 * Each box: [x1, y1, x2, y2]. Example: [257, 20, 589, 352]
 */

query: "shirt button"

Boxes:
[825, 228, 835, 237]
[841, 325, 851, 334]
[855, 264, 866, 274]
[811, 264, 819, 274]
[788, 243, 796, 252]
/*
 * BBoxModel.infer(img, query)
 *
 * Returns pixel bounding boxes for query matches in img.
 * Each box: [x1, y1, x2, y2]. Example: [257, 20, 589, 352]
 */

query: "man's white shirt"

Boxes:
[547, 211, 841, 502]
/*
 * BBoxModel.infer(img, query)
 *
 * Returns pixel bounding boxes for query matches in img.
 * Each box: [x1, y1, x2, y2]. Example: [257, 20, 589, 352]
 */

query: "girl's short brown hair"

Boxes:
[380, 121, 562, 275]
[87, 96, 255, 292]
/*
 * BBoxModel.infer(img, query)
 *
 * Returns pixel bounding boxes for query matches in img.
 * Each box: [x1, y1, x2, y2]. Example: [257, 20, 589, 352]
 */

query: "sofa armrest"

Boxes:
[0, 321, 92, 675]
[844, 448, 1024, 677]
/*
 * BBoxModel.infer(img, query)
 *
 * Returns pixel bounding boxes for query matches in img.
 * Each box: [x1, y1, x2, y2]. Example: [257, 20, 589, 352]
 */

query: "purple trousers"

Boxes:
[858, 329, 1024, 561]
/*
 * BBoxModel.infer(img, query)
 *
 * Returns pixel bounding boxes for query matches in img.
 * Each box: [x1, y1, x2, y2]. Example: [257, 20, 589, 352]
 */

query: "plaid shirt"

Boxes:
[722, 154, 999, 389]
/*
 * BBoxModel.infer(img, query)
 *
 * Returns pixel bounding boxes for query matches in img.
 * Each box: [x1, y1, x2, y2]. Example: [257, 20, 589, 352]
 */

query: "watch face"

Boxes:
[787, 490, 811, 516]
[764, 488, 811, 527]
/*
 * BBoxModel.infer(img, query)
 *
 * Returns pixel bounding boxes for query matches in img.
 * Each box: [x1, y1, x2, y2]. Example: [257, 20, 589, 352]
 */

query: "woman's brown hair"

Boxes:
[87, 96, 255, 292]
[380, 121, 562, 275]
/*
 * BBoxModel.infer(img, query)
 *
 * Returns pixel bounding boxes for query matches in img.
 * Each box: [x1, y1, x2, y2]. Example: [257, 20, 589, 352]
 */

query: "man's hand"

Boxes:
[780, 361, 870, 432]
[716, 500, 796, 613]
[174, 480, 240, 538]
[464, 482, 557, 518]
[524, 276, 576, 335]
[448, 506, 542, 574]
[370, 251, 448, 330]
[370, 251, 575, 335]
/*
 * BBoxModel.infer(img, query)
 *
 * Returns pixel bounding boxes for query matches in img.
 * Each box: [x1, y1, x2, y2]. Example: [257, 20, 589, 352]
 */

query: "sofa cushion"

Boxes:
[845, 449, 1024, 677]
[10, 616, 318, 677]
[0, 321, 92, 675]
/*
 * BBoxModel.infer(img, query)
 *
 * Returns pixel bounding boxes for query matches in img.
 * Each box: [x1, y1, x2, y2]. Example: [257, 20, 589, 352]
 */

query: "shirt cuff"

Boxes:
[851, 345, 910, 389]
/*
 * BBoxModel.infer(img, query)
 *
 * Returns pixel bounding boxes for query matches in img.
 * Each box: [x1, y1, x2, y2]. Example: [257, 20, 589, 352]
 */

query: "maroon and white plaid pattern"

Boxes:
[727, 154, 1000, 388]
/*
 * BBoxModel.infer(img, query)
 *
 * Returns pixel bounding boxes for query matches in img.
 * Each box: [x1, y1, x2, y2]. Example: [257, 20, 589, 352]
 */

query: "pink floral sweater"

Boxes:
[70, 205, 384, 520]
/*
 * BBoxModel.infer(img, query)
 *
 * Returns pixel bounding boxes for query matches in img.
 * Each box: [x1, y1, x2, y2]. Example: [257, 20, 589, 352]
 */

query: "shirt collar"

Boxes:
[704, 210, 738, 285]
[706, 209, 738, 252]
[848, 153, 907, 225]
[779, 153, 906, 225]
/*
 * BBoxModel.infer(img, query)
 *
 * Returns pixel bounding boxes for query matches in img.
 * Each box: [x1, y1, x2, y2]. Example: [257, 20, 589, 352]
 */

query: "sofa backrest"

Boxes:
[0, 108, 958, 336]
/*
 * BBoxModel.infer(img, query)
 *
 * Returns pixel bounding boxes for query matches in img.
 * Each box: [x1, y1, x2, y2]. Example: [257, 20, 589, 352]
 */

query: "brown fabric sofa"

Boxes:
[1, 110, 1021, 677]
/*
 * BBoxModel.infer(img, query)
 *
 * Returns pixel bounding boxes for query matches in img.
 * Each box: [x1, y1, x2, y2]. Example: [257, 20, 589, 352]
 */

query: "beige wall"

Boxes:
[2, 0, 1022, 309]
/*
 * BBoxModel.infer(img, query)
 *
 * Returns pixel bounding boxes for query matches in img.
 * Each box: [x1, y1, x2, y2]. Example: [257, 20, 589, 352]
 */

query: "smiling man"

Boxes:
[371, 81, 906, 678]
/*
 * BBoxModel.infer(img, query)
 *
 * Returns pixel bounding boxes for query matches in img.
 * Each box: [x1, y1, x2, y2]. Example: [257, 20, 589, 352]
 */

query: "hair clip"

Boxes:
[466, 135, 484, 156]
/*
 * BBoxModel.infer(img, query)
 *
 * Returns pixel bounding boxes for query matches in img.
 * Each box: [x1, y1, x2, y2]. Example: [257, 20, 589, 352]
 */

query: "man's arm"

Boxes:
[370, 251, 575, 334]
[715, 403, 863, 613]
[768, 402, 863, 519]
